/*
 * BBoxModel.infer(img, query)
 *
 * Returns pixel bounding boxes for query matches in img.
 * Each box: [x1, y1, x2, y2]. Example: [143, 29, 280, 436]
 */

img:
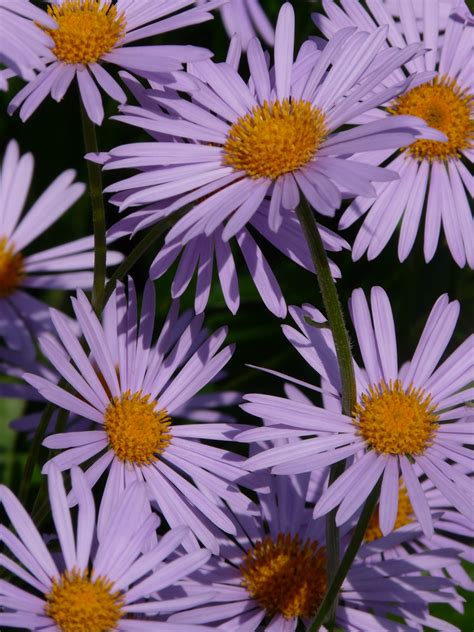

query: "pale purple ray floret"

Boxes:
[198, 0, 275, 49]
[7, 0, 224, 124]
[240, 287, 473, 538]
[103, 2, 444, 238]
[0, 465, 215, 630]
[315, 0, 473, 267]
[0, 0, 56, 89]
[23, 278, 254, 554]
[169, 460, 464, 631]
[0, 140, 122, 355]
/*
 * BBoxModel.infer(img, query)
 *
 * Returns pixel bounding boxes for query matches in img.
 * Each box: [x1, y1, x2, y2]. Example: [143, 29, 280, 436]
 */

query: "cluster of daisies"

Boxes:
[0, 1, 472, 631]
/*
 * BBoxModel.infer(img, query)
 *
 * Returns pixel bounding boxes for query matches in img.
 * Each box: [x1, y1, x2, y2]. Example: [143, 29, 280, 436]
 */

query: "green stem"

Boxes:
[295, 201, 356, 417]
[103, 208, 186, 307]
[306, 480, 382, 632]
[80, 103, 107, 315]
[19, 403, 54, 504]
[295, 200, 357, 631]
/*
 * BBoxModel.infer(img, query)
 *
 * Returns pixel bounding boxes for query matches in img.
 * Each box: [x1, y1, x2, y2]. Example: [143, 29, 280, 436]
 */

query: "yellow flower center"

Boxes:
[389, 76, 473, 161]
[0, 237, 25, 298]
[45, 569, 124, 632]
[104, 390, 172, 465]
[223, 99, 327, 179]
[45, 0, 126, 65]
[354, 379, 439, 455]
[240, 533, 327, 620]
[364, 485, 414, 542]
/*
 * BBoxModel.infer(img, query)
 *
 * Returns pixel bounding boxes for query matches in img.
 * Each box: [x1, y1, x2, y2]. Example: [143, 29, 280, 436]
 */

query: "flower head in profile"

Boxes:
[169, 467, 463, 631]
[315, 0, 473, 267]
[7, 0, 222, 124]
[241, 287, 473, 538]
[0, 140, 122, 355]
[0, 0, 56, 89]
[103, 2, 442, 248]
[24, 278, 253, 553]
[0, 465, 213, 631]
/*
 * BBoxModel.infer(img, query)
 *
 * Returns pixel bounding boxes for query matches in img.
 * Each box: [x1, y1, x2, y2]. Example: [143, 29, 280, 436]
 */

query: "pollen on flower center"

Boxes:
[0, 237, 25, 298]
[45, 569, 124, 632]
[45, 0, 126, 65]
[223, 99, 327, 179]
[364, 485, 414, 542]
[354, 379, 439, 455]
[240, 533, 327, 620]
[104, 390, 172, 465]
[389, 76, 473, 161]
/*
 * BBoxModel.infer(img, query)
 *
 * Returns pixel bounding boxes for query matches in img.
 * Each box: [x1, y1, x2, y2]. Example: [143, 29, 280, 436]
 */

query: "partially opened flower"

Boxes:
[169, 465, 463, 631]
[103, 2, 443, 247]
[359, 463, 474, 592]
[198, 0, 275, 49]
[0, 465, 214, 630]
[0, 0, 55, 87]
[315, 0, 473, 267]
[0, 140, 122, 355]
[24, 278, 253, 553]
[241, 287, 473, 537]
[7, 0, 222, 124]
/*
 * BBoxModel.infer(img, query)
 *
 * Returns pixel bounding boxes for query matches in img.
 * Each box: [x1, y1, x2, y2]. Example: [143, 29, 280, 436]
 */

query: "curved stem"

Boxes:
[80, 103, 107, 315]
[102, 208, 186, 308]
[306, 480, 382, 632]
[295, 200, 357, 631]
[19, 403, 54, 504]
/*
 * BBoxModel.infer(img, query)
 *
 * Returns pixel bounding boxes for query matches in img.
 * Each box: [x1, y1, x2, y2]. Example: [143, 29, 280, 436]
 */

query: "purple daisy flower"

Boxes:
[198, 0, 275, 50]
[7, 0, 223, 125]
[102, 67, 346, 318]
[102, 2, 443, 247]
[0, 140, 122, 355]
[315, 0, 474, 267]
[0, 0, 56, 90]
[168, 465, 463, 631]
[241, 286, 473, 537]
[0, 465, 215, 631]
[359, 461, 474, 593]
[24, 278, 254, 553]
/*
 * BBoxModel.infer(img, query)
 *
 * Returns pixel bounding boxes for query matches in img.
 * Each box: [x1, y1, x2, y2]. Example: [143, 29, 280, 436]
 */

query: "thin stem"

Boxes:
[80, 103, 107, 315]
[306, 480, 382, 632]
[295, 201, 356, 417]
[19, 403, 54, 504]
[295, 200, 357, 631]
[102, 208, 186, 307]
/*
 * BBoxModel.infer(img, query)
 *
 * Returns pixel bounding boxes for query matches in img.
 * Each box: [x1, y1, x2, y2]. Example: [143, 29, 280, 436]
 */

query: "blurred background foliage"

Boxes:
[0, 1, 472, 630]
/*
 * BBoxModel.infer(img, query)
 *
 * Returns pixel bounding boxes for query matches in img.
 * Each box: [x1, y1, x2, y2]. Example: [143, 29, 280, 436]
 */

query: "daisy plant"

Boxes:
[242, 287, 473, 537]
[24, 278, 254, 553]
[103, 2, 443, 244]
[315, 0, 474, 267]
[0, 140, 122, 355]
[0, 465, 215, 631]
[170, 464, 464, 631]
[7, 0, 223, 125]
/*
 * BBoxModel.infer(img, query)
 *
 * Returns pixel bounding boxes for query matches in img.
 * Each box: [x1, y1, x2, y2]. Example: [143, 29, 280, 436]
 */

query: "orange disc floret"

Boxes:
[354, 379, 439, 456]
[104, 390, 172, 465]
[223, 99, 327, 179]
[45, 0, 126, 65]
[240, 533, 327, 619]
